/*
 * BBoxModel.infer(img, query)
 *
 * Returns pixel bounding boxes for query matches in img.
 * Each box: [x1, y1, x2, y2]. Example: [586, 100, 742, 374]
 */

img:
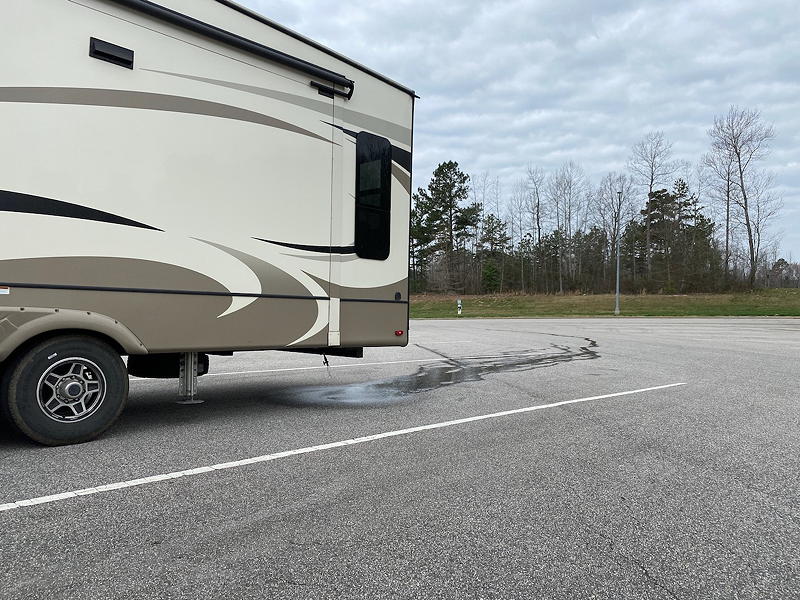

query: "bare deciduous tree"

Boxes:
[526, 165, 546, 290]
[628, 131, 678, 276]
[470, 172, 491, 292]
[708, 106, 778, 286]
[596, 172, 635, 279]
[745, 170, 783, 279]
[507, 179, 528, 291]
[526, 165, 545, 248]
[703, 149, 738, 279]
[547, 161, 589, 292]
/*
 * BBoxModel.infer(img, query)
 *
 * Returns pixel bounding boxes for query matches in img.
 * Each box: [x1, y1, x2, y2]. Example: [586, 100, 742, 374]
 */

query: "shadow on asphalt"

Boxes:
[0, 341, 599, 446]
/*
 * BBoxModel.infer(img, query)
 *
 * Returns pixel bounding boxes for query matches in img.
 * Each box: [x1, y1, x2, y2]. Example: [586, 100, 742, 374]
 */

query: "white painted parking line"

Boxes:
[0, 382, 686, 514]
[690, 338, 800, 345]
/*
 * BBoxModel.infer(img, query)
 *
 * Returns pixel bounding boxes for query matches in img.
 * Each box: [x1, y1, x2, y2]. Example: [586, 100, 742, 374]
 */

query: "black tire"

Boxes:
[0, 361, 15, 427]
[5, 335, 128, 445]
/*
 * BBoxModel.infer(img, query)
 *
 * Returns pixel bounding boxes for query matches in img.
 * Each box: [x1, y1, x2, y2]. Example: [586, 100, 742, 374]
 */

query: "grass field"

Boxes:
[409, 289, 800, 318]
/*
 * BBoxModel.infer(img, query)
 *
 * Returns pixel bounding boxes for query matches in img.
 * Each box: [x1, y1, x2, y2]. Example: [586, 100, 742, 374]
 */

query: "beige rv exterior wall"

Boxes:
[3, 0, 336, 249]
[0, 0, 413, 355]
[157, 0, 414, 150]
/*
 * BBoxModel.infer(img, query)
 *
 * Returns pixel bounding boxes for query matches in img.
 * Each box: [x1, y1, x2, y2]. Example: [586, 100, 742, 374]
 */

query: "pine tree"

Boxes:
[411, 161, 480, 291]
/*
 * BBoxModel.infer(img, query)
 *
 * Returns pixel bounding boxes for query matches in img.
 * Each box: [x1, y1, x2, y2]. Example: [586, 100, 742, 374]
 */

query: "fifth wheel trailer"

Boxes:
[0, 0, 415, 445]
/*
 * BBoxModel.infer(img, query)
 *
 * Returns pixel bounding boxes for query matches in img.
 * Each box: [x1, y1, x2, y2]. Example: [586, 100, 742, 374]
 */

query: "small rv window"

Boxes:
[355, 132, 392, 260]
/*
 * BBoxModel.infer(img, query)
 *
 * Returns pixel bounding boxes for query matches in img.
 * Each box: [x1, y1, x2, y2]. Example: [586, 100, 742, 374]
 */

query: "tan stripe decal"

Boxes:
[195, 239, 313, 298]
[392, 163, 412, 195]
[144, 69, 413, 146]
[0, 87, 329, 142]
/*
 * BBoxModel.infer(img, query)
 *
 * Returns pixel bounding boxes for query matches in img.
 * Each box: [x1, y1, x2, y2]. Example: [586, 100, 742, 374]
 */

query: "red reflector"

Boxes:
[395, 330, 404, 336]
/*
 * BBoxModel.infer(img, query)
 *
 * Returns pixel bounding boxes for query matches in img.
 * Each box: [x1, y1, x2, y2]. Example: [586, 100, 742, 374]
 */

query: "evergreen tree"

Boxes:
[411, 161, 479, 291]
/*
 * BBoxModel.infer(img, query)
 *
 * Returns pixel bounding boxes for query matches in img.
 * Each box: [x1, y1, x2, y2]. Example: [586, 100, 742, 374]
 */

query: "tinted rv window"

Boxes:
[355, 132, 391, 260]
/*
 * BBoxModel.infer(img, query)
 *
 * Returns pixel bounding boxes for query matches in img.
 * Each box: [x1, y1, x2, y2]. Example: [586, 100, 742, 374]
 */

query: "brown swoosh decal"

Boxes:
[195, 239, 316, 297]
[0, 87, 329, 142]
[144, 69, 413, 146]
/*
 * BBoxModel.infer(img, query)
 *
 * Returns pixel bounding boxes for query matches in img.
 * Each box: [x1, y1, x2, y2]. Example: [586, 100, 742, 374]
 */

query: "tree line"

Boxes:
[410, 106, 797, 295]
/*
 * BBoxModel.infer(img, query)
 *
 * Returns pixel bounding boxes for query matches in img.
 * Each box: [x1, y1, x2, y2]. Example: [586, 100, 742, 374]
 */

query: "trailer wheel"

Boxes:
[4, 335, 128, 445]
[0, 362, 13, 427]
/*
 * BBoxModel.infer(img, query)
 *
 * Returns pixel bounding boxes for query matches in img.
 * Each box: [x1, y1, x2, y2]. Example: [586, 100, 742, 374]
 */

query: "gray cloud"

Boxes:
[240, 0, 800, 259]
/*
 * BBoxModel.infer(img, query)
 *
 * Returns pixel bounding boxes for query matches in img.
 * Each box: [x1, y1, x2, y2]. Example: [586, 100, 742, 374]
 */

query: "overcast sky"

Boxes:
[240, 0, 799, 259]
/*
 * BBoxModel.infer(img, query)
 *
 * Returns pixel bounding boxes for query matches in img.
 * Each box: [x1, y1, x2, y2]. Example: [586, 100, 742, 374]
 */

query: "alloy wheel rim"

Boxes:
[36, 358, 107, 423]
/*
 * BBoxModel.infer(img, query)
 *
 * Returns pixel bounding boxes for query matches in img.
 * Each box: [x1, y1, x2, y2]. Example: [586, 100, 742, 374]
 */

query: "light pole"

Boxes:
[615, 190, 622, 316]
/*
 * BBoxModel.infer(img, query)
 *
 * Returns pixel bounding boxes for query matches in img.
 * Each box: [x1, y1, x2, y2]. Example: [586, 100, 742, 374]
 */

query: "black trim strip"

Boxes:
[328, 122, 358, 139]
[340, 297, 409, 305]
[254, 238, 356, 255]
[0, 282, 409, 304]
[103, 0, 355, 97]
[213, 0, 416, 98]
[0, 282, 326, 301]
[0, 190, 162, 231]
[391, 146, 412, 173]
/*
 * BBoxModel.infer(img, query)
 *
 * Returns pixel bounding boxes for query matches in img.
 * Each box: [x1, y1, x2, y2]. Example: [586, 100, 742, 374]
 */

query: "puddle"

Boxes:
[271, 339, 599, 408]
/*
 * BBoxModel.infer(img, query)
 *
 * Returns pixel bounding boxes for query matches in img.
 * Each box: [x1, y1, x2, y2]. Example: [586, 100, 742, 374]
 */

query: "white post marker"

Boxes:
[457, 298, 463, 316]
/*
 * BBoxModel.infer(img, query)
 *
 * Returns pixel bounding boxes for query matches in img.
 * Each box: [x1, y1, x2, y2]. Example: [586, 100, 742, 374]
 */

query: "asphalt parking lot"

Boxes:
[1, 318, 798, 599]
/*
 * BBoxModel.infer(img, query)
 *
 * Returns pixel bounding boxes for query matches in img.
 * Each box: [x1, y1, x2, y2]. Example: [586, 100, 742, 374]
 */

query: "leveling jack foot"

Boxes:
[176, 352, 204, 405]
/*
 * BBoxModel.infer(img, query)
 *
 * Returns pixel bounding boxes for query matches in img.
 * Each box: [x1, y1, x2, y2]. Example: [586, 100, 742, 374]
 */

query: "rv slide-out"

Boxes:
[0, 0, 415, 445]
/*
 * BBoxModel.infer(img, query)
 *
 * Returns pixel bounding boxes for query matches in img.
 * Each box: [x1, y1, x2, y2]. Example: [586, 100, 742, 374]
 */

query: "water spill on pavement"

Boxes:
[272, 339, 599, 408]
